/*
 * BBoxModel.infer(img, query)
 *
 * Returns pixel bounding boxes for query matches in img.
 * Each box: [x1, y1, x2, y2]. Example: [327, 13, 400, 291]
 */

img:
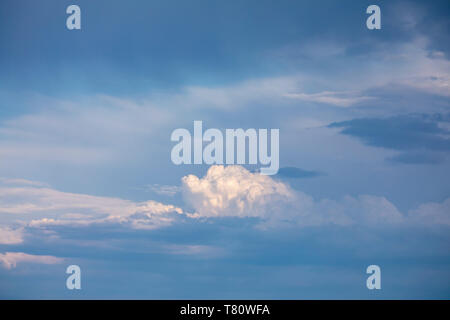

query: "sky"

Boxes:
[0, 0, 449, 299]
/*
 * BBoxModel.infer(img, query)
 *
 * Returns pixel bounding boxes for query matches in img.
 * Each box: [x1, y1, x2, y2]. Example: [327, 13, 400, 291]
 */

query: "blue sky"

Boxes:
[0, 0, 449, 299]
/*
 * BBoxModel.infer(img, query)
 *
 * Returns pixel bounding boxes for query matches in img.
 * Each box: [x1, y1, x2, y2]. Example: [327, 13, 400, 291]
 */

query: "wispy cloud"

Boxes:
[182, 165, 450, 229]
[0, 252, 63, 270]
[182, 166, 405, 228]
[283, 91, 373, 107]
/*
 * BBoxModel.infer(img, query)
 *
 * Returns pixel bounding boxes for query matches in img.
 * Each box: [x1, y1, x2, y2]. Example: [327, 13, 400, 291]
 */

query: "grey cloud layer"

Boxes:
[329, 113, 450, 164]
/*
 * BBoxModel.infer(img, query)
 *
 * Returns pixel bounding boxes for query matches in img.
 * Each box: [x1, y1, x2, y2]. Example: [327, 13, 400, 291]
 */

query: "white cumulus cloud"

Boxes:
[182, 165, 295, 219]
[181, 165, 405, 228]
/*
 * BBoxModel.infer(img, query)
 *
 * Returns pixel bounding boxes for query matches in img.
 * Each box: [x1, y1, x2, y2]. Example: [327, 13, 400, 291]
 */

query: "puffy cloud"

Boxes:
[0, 186, 133, 216]
[0, 227, 24, 244]
[182, 165, 295, 219]
[181, 165, 404, 228]
[0, 252, 63, 269]
[0, 94, 175, 169]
